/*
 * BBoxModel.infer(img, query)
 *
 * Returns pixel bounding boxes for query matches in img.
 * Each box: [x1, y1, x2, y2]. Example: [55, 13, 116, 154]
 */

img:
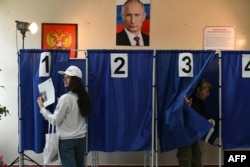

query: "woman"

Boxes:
[37, 65, 91, 167]
[177, 78, 215, 167]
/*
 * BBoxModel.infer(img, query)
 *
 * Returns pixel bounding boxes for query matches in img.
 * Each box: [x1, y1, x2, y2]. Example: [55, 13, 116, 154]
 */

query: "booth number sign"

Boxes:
[39, 52, 51, 77]
[38, 52, 250, 79]
[242, 54, 250, 78]
[110, 53, 195, 78]
[178, 53, 193, 77]
[110, 53, 128, 78]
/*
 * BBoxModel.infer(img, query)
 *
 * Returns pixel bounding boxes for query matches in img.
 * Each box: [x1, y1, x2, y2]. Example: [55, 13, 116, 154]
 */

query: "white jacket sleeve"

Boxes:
[40, 95, 70, 126]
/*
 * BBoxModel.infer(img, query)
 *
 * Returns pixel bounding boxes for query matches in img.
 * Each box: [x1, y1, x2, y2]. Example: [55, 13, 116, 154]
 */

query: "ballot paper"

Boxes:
[38, 78, 55, 107]
[205, 127, 214, 143]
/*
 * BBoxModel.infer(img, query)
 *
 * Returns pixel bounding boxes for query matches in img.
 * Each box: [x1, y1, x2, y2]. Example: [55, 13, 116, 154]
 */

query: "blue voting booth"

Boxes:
[18, 49, 250, 165]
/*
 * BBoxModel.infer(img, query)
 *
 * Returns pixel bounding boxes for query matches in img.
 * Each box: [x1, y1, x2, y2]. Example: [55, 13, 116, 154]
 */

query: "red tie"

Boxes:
[134, 36, 140, 46]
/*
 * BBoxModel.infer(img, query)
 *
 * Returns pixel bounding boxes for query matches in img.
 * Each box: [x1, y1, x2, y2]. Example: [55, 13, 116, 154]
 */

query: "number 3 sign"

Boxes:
[179, 52, 193, 77]
[110, 53, 128, 78]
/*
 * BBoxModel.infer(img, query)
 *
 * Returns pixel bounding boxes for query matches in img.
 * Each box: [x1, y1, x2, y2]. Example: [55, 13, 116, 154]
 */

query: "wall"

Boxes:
[0, 0, 249, 165]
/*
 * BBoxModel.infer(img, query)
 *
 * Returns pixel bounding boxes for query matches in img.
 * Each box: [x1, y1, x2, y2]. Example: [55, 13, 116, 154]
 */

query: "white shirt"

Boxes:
[40, 91, 86, 140]
[124, 28, 144, 46]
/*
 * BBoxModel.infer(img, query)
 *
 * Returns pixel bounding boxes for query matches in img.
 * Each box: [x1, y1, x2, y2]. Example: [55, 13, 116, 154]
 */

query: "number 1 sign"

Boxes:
[39, 52, 51, 77]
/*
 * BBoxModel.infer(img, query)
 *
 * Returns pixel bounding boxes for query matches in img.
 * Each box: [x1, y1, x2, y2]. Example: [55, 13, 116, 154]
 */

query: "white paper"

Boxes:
[38, 78, 55, 107]
[205, 127, 214, 143]
[203, 26, 235, 50]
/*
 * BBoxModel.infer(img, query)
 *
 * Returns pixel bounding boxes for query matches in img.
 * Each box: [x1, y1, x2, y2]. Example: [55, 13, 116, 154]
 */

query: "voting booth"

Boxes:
[17, 49, 250, 166]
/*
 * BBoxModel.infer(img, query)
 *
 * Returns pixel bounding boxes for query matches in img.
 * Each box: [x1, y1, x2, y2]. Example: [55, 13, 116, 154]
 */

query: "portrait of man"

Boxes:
[116, 0, 150, 46]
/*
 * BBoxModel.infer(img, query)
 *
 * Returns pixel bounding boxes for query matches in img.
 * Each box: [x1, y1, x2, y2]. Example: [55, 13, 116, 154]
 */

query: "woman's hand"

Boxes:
[37, 96, 44, 109]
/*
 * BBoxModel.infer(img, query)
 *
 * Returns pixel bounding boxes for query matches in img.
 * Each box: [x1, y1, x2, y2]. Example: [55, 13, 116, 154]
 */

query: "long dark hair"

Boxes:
[68, 76, 91, 117]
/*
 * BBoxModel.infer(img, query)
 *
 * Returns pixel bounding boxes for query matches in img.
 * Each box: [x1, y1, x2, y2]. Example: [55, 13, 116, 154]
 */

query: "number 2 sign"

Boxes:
[110, 53, 128, 78]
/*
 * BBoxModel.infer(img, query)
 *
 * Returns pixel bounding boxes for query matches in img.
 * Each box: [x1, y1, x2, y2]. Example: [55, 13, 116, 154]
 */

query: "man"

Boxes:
[116, 0, 149, 46]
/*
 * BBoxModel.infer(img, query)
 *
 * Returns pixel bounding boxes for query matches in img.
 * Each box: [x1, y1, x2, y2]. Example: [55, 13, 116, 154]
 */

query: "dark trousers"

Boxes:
[59, 137, 86, 167]
[176, 141, 202, 167]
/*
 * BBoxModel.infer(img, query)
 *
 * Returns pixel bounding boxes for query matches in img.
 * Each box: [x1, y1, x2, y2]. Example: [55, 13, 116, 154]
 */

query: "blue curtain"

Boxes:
[18, 48, 221, 153]
[87, 50, 153, 152]
[156, 50, 216, 152]
[221, 51, 250, 149]
[19, 49, 85, 153]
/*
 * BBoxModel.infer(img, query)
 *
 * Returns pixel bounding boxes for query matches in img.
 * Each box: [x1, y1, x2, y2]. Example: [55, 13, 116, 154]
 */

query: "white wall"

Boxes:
[0, 0, 250, 165]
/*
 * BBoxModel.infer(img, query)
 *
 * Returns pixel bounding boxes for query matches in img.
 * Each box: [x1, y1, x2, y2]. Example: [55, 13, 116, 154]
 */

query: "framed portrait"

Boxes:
[116, 0, 150, 46]
[42, 23, 78, 58]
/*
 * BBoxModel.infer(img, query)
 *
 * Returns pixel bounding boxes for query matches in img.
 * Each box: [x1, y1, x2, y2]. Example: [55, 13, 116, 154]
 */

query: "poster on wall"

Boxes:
[203, 26, 235, 50]
[41, 23, 78, 58]
[116, 0, 150, 46]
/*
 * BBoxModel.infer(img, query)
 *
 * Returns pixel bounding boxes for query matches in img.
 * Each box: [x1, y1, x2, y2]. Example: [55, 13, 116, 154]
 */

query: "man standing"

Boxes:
[116, 0, 149, 46]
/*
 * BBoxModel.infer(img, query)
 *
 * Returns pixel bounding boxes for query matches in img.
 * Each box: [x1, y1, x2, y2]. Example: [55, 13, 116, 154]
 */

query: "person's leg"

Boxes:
[177, 145, 192, 167]
[75, 137, 86, 167]
[59, 139, 77, 167]
[191, 141, 202, 167]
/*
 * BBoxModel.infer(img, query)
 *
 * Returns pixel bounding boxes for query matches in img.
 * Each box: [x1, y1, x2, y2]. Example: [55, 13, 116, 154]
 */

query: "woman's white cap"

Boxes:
[58, 65, 82, 79]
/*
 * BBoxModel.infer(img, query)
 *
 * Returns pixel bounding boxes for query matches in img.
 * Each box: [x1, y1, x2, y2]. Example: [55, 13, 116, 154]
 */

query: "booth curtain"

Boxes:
[156, 50, 216, 152]
[87, 50, 153, 152]
[221, 51, 250, 149]
[19, 49, 250, 154]
[19, 49, 85, 153]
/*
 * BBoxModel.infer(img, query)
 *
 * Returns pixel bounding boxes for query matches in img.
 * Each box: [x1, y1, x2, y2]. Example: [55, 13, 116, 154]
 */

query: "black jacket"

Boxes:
[191, 94, 210, 119]
[116, 29, 149, 46]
